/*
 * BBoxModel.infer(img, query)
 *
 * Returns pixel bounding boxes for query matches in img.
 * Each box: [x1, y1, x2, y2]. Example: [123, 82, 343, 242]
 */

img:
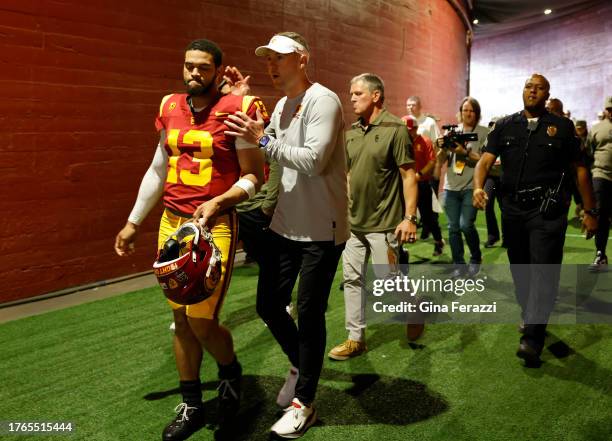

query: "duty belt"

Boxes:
[510, 186, 549, 208]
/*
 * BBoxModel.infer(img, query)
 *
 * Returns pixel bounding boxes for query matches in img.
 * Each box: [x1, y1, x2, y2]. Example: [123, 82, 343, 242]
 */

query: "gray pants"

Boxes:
[342, 230, 399, 341]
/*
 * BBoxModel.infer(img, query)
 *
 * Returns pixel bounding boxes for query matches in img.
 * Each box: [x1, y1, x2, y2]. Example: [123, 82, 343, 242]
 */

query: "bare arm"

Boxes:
[574, 162, 598, 238]
[472, 152, 496, 209]
[395, 164, 419, 244]
[434, 138, 448, 179]
[419, 159, 436, 179]
[193, 147, 265, 226]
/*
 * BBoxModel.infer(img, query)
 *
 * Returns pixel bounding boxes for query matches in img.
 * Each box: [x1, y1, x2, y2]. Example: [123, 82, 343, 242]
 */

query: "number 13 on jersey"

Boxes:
[165, 129, 214, 186]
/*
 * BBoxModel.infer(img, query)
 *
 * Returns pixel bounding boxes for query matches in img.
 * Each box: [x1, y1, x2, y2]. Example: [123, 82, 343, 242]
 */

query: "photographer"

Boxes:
[436, 97, 488, 278]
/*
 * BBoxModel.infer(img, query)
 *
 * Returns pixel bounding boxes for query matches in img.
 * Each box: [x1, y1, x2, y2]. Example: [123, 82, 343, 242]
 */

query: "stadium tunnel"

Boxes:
[1, 0, 610, 304]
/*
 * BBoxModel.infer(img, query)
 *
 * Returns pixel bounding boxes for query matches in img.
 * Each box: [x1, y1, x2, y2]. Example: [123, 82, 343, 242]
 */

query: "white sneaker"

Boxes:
[286, 302, 296, 320]
[270, 398, 317, 439]
[276, 367, 299, 408]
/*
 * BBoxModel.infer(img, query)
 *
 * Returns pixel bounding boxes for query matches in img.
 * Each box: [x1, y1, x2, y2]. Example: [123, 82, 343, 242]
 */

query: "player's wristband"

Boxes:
[233, 177, 256, 199]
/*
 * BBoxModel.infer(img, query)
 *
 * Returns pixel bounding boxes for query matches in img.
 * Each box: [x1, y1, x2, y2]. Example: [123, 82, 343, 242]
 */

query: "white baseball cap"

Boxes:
[255, 35, 309, 57]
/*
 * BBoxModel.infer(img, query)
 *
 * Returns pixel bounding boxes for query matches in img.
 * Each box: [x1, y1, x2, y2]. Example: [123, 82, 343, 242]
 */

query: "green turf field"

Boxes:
[1, 206, 610, 440]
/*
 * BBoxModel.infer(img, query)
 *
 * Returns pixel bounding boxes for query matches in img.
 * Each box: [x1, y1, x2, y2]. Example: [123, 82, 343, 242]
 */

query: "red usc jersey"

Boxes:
[412, 135, 435, 179]
[155, 93, 269, 215]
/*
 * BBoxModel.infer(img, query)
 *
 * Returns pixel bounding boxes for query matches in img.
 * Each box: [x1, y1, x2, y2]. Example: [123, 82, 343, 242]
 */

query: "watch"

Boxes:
[403, 214, 418, 225]
[258, 135, 271, 149]
[584, 208, 600, 217]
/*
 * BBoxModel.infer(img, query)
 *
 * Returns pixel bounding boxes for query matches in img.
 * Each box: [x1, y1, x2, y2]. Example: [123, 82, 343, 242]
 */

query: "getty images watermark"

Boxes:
[364, 264, 612, 324]
[372, 274, 495, 313]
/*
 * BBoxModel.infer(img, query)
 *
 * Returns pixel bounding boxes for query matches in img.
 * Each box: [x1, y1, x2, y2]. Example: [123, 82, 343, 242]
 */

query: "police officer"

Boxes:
[473, 73, 598, 367]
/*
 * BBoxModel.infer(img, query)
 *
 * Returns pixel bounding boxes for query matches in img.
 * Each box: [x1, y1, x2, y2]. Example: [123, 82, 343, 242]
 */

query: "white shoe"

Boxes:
[169, 322, 176, 331]
[270, 398, 317, 439]
[286, 302, 296, 320]
[276, 367, 299, 408]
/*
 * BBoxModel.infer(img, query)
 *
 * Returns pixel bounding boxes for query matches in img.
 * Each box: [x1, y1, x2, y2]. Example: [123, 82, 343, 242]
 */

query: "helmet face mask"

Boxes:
[153, 222, 222, 305]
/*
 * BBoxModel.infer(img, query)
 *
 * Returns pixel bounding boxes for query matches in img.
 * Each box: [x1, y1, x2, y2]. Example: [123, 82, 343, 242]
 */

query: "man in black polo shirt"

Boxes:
[473, 73, 598, 366]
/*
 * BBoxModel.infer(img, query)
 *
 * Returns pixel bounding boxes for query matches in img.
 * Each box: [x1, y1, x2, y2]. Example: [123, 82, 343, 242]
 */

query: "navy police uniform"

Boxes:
[483, 110, 580, 350]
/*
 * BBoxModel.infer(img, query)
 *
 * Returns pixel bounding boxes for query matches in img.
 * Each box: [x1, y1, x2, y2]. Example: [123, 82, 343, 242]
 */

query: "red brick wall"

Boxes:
[470, 3, 612, 125]
[0, 0, 469, 303]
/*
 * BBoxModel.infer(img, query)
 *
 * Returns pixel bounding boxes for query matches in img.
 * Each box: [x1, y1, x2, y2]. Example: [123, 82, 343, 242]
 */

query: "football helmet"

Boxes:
[153, 222, 222, 305]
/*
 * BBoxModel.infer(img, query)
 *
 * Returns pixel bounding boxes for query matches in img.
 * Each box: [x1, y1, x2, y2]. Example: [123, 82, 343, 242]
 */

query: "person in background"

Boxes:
[586, 96, 612, 272]
[473, 74, 597, 366]
[436, 97, 488, 278]
[403, 114, 444, 256]
[236, 160, 280, 266]
[328, 73, 419, 362]
[571, 120, 591, 219]
[545, 97, 564, 117]
[483, 135, 505, 248]
[405, 95, 442, 240]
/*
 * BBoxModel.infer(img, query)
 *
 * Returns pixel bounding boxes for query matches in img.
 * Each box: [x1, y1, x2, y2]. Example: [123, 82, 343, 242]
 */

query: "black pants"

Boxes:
[256, 231, 344, 404]
[237, 208, 272, 267]
[484, 176, 503, 242]
[422, 179, 440, 235]
[417, 181, 442, 241]
[502, 196, 568, 348]
[593, 177, 611, 255]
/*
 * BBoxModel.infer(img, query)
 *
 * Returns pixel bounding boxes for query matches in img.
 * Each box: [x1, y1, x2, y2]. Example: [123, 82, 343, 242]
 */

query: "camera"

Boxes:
[440, 124, 478, 150]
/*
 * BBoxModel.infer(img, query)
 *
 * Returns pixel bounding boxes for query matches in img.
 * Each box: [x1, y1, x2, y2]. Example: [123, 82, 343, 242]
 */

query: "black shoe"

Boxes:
[588, 251, 608, 273]
[433, 240, 445, 256]
[162, 403, 205, 441]
[516, 339, 542, 367]
[519, 323, 548, 337]
[484, 237, 499, 248]
[217, 365, 242, 425]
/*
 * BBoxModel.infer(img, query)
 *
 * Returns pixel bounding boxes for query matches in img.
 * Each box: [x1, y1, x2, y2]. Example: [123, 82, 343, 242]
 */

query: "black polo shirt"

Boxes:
[483, 110, 580, 193]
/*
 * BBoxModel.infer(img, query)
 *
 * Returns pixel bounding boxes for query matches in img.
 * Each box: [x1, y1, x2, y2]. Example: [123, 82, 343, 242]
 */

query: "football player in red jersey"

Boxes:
[114, 39, 266, 440]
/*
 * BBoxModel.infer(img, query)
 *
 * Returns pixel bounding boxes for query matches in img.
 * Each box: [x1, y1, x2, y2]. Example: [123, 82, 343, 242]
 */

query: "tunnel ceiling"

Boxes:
[471, 0, 604, 37]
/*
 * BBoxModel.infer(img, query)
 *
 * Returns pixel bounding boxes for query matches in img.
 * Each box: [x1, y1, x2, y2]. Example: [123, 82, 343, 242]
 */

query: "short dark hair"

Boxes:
[276, 31, 310, 52]
[529, 73, 550, 92]
[185, 39, 223, 67]
[459, 96, 481, 124]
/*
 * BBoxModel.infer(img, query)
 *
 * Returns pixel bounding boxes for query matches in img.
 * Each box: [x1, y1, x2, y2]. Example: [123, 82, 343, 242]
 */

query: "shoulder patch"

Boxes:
[159, 94, 174, 117]
[242, 95, 269, 119]
[241, 95, 256, 114]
